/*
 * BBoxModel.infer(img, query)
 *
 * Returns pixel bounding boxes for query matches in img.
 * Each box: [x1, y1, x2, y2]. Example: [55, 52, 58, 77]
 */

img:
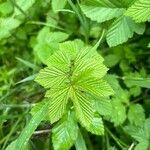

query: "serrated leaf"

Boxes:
[5, 100, 50, 150]
[75, 78, 114, 97]
[86, 117, 104, 135]
[52, 112, 78, 150]
[75, 130, 87, 150]
[128, 104, 145, 126]
[72, 90, 95, 128]
[80, 0, 125, 23]
[125, 118, 150, 150]
[35, 67, 67, 89]
[46, 87, 69, 123]
[0, 17, 21, 39]
[109, 98, 126, 126]
[106, 16, 145, 47]
[52, 0, 67, 12]
[125, 0, 150, 23]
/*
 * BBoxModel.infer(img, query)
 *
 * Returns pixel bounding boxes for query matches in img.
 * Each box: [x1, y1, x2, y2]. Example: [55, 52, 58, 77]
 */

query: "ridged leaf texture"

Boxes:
[52, 112, 78, 150]
[35, 40, 113, 132]
[80, 0, 147, 47]
[126, 0, 150, 22]
[80, 0, 125, 23]
[106, 16, 145, 47]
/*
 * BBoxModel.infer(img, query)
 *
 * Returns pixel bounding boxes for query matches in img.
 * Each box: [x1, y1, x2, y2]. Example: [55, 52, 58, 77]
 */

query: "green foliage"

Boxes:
[80, 0, 125, 23]
[106, 16, 145, 47]
[1, 0, 150, 150]
[34, 27, 69, 64]
[52, 112, 78, 150]
[6, 100, 50, 150]
[128, 104, 145, 126]
[52, 0, 67, 12]
[13, 0, 36, 16]
[125, 119, 150, 150]
[126, 0, 150, 22]
[124, 76, 150, 88]
[0, 17, 20, 39]
[80, 0, 147, 47]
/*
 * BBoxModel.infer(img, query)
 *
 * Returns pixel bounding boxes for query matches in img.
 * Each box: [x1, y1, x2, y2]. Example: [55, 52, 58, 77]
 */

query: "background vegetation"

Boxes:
[0, 0, 150, 150]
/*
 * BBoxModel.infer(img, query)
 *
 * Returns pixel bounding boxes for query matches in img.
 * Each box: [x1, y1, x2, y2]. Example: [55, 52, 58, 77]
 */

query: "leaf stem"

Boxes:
[105, 127, 127, 149]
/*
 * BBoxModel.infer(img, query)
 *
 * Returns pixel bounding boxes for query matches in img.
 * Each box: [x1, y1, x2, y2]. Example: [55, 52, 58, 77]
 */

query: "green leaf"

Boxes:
[129, 86, 141, 97]
[106, 16, 145, 47]
[13, 0, 36, 16]
[35, 40, 113, 133]
[0, 17, 21, 39]
[104, 54, 120, 67]
[5, 140, 29, 150]
[72, 90, 95, 128]
[125, 0, 150, 23]
[16, 74, 36, 84]
[16, 57, 37, 69]
[80, 0, 125, 23]
[35, 67, 67, 89]
[34, 27, 69, 64]
[125, 118, 150, 150]
[109, 98, 126, 126]
[52, 112, 78, 150]
[0, 1, 13, 16]
[52, 0, 67, 12]
[96, 98, 112, 116]
[5, 100, 50, 150]
[75, 77, 114, 97]
[75, 130, 87, 150]
[31, 100, 49, 121]
[46, 88, 69, 123]
[86, 117, 104, 135]
[124, 77, 150, 88]
[128, 104, 145, 126]
[135, 142, 149, 150]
